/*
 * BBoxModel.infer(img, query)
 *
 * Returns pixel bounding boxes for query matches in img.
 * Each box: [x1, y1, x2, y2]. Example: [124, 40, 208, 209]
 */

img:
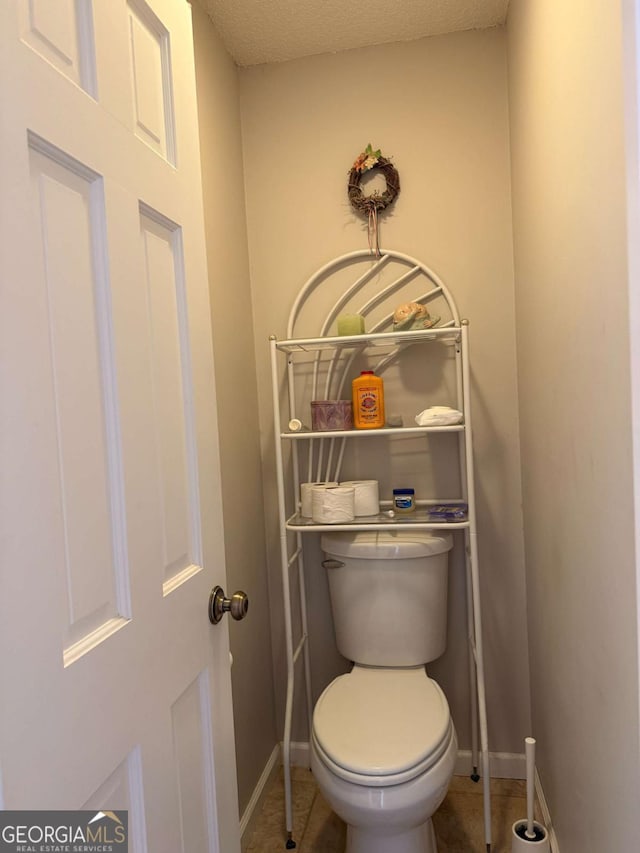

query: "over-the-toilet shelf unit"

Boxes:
[269, 249, 492, 851]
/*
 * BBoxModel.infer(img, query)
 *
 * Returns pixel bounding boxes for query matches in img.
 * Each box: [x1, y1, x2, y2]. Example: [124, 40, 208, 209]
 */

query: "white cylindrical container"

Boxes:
[339, 480, 379, 516]
[300, 482, 338, 517]
[312, 486, 355, 524]
[321, 531, 453, 666]
[511, 822, 550, 852]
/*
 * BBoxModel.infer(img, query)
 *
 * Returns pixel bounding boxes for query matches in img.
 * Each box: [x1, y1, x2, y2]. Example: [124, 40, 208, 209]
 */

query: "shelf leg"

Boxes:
[296, 540, 314, 746]
[465, 534, 480, 782]
[468, 532, 492, 852]
[459, 328, 492, 851]
[282, 670, 295, 843]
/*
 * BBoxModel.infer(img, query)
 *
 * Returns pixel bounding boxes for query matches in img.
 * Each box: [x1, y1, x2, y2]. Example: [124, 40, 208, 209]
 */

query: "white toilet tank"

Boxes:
[321, 531, 453, 667]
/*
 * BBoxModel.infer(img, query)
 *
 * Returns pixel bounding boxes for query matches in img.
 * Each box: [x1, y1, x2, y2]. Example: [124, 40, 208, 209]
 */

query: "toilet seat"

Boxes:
[312, 666, 452, 787]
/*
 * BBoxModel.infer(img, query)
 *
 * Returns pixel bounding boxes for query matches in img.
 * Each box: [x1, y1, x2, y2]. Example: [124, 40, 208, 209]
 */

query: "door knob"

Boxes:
[208, 586, 249, 624]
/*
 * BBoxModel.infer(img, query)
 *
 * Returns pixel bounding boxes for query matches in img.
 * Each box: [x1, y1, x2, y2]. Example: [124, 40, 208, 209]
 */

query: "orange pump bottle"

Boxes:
[352, 370, 385, 429]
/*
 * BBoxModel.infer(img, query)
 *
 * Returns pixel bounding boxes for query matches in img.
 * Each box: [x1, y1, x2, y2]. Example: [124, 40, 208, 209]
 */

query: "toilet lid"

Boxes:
[313, 667, 451, 779]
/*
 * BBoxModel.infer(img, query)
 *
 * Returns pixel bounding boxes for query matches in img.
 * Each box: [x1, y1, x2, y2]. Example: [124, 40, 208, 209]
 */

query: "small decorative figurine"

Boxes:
[392, 301, 440, 331]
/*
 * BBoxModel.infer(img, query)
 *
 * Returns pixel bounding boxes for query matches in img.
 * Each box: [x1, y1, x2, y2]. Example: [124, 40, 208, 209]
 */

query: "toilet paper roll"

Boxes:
[339, 480, 380, 516]
[311, 486, 355, 524]
[300, 482, 338, 517]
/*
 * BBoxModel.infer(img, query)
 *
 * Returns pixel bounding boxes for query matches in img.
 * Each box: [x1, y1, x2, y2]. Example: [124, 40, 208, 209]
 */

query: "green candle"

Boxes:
[337, 313, 365, 336]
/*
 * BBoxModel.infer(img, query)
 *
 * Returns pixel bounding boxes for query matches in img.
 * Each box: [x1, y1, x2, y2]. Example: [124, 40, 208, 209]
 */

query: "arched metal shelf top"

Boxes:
[286, 248, 461, 340]
[282, 248, 463, 416]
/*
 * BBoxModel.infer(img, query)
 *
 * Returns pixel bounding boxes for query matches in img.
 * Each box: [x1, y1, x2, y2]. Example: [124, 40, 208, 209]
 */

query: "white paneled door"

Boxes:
[0, 2, 241, 852]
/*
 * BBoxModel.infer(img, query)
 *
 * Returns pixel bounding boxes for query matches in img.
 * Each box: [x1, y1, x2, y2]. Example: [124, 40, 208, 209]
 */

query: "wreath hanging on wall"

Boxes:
[348, 144, 400, 256]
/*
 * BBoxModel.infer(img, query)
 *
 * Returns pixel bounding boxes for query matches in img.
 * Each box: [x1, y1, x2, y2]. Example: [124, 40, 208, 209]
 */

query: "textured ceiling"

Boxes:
[204, 0, 510, 67]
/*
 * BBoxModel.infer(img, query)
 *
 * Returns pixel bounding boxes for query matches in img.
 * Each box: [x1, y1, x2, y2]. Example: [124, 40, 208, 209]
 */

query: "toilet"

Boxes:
[310, 531, 457, 853]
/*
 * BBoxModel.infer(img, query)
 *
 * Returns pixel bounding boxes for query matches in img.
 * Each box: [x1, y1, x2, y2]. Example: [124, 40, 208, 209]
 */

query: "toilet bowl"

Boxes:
[310, 665, 457, 853]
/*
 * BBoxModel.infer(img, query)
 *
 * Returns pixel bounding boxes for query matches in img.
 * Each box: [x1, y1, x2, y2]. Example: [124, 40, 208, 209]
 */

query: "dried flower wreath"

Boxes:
[347, 144, 400, 255]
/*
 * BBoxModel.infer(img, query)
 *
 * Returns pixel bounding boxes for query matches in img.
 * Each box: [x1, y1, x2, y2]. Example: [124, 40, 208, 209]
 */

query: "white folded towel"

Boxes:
[415, 406, 463, 426]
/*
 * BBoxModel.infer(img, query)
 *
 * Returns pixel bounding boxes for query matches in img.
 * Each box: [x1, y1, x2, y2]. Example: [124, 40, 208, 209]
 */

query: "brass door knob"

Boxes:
[208, 586, 249, 624]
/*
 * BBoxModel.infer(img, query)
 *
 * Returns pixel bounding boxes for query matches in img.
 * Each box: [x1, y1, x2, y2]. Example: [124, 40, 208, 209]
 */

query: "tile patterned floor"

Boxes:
[246, 767, 528, 853]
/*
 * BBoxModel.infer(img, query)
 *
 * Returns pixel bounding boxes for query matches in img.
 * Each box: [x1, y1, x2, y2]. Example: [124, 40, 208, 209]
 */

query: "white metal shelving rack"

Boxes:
[269, 249, 492, 851]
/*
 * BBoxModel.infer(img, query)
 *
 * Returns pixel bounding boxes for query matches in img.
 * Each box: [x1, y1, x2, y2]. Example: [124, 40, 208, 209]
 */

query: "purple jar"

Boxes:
[311, 400, 353, 431]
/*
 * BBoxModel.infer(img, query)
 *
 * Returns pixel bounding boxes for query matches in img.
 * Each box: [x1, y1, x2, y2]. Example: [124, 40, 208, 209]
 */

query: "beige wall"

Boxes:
[191, 1, 277, 816]
[240, 28, 531, 754]
[182, 5, 640, 842]
[507, 0, 640, 849]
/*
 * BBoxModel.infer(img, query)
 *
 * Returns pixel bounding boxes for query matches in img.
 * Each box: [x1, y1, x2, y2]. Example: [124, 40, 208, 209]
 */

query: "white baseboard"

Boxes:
[535, 768, 560, 853]
[289, 741, 528, 779]
[455, 749, 526, 779]
[288, 740, 312, 768]
[239, 743, 280, 852]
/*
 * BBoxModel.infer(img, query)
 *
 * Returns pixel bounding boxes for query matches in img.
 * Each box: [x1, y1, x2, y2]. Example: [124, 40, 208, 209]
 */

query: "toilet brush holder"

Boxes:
[511, 820, 550, 853]
[511, 737, 551, 853]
